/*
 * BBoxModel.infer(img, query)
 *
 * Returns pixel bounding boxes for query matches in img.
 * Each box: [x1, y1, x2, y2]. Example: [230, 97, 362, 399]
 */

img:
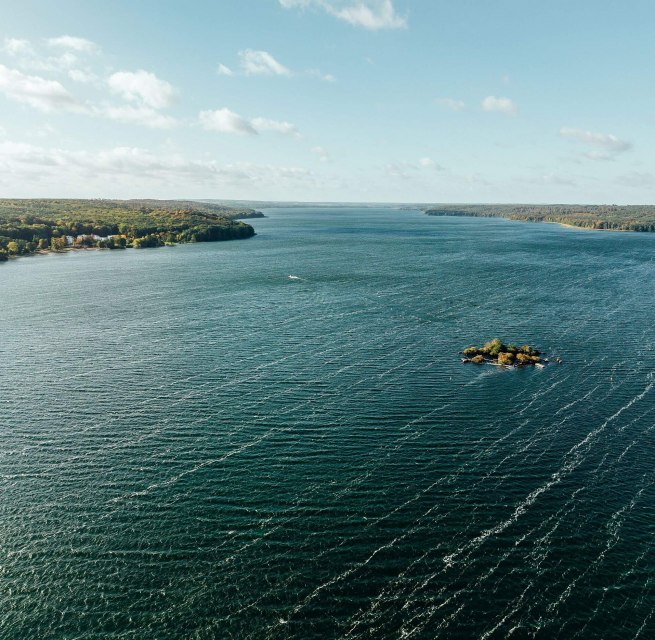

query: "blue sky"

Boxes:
[0, 0, 653, 203]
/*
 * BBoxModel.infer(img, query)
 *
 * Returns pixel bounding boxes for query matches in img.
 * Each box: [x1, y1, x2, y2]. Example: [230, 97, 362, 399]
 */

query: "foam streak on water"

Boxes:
[1, 208, 654, 639]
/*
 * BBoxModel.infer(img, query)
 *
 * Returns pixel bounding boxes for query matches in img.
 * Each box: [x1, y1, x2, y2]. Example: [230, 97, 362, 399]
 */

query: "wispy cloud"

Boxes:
[435, 97, 465, 111]
[47, 36, 99, 54]
[3, 37, 33, 56]
[307, 69, 336, 82]
[2, 36, 95, 73]
[217, 63, 234, 76]
[199, 109, 300, 136]
[280, 0, 407, 30]
[386, 157, 444, 178]
[0, 64, 82, 112]
[102, 105, 177, 129]
[481, 95, 517, 116]
[108, 70, 175, 109]
[251, 117, 300, 136]
[0, 140, 314, 193]
[199, 108, 258, 135]
[68, 68, 98, 84]
[311, 146, 330, 161]
[239, 49, 291, 76]
[218, 51, 334, 81]
[559, 127, 632, 160]
[418, 157, 440, 168]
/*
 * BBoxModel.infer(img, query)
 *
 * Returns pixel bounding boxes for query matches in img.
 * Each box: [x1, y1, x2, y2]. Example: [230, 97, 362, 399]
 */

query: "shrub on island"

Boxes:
[497, 351, 515, 365]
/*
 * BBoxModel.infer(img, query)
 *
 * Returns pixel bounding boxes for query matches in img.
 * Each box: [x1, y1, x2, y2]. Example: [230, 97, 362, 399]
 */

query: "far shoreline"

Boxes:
[546, 221, 629, 232]
[422, 204, 655, 233]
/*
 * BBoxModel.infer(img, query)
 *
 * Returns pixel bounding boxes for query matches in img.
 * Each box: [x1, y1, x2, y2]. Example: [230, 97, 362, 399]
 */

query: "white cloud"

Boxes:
[68, 68, 97, 83]
[419, 157, 444, 171]
[0, 141, 63, 167]
[3, 38, 33, 56]
[0, 64, 82, 112]
[280, 0, 407, 30]
[222, 52, 333, 81]
[386, 157, 444, 178]
[102, 105, 177, 129]
[108, 70, 175, 109]
[16, 51, 78, 73]
[251, 117, 299, 136]
[217, 63, 234, 76]
[559, 127, 631, 158]
[3, 36, 100, 73]
[307, 69, 336, 82]
[239, 49, 291, 76]
[329, 0, 406, 30]
[47, 52, 78, 69]
[0, 140, 314, 193]
[436, 97, 465, 111]
[199, 108, 258, 135]
[311, 146, 330, 161]
[47, 36, 99, 54]
[481, 95, 517, 116]
[199, 109, 300, 136]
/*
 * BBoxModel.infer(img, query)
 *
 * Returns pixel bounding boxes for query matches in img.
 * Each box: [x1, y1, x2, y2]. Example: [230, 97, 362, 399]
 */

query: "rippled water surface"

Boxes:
[1, 208, 654, 639]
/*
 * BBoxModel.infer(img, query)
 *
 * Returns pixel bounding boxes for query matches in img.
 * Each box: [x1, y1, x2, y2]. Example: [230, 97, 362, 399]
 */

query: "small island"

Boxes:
[461, 338, 552, 368]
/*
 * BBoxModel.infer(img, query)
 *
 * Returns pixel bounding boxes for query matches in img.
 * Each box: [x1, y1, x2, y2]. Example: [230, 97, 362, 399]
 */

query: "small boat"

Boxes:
[535, 362, 545, 369]
[288, 275, 301, 280]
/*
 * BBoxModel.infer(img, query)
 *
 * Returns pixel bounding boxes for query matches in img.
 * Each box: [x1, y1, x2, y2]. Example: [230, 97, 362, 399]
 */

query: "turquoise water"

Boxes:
[1, 207, 654, 639]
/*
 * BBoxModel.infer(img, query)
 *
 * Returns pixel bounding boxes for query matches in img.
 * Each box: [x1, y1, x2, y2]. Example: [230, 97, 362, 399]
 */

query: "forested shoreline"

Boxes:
[0, 199, 261, 261]
[423, 204, 655, 231]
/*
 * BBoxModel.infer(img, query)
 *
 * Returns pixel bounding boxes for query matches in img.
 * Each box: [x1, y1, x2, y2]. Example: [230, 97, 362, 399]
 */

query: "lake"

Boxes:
[1, 207, 654, 639]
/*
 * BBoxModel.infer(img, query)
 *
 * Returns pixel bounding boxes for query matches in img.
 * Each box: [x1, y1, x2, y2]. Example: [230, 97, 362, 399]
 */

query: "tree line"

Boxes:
[0, 199, 260, 261]
[423, 204, 655, 232]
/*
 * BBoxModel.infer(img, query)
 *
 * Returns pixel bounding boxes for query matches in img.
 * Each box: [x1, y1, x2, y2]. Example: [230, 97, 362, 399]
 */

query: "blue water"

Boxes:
[1, 208, 654, 639]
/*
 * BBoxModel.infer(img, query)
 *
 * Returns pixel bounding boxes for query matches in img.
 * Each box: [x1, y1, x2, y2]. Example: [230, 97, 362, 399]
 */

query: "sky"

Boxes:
[1, 0, 654, 203]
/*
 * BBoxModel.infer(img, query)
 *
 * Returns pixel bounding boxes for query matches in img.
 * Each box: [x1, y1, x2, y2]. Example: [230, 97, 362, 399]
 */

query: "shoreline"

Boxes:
[547, 221, 629, 232]
[1, 236, 254, 263]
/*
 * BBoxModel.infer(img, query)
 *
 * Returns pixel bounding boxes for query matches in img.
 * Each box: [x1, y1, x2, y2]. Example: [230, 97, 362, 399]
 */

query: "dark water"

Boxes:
[1, 208, 654, 639]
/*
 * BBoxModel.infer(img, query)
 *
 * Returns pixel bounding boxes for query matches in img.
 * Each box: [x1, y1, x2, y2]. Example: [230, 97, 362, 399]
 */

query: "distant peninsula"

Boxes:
[0, 199, 263, 261]
[422, 204, 655, 232]
[461, 339, 554, 368]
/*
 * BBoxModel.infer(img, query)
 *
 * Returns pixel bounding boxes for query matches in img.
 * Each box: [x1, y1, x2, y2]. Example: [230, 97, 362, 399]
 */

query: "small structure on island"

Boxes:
[461, 338, 546, 368]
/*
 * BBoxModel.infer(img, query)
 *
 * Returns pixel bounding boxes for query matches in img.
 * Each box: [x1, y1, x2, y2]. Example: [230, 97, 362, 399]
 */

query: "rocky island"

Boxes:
[461, 338, 552, 367]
